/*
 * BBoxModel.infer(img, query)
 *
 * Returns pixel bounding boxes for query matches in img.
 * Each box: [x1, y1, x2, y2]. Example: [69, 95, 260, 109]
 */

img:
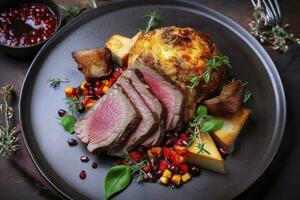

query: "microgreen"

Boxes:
[123, 151, 147, 183]
[64, 95, 84, 115]
[243, 89, 252, 103]
[142, 10, 162, 35]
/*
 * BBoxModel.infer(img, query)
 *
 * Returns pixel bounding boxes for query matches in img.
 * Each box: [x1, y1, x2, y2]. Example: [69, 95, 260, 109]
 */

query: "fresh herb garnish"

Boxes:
[60, 4, 86, 18]
[65, 96, 84, 115]
[196, 143, 210, 155]
[187, 54, 231, 94]
[203, 54, 231, 84]
[0, 84, 19, 159]
[60, 114, 77, 134]
[243, 89, 252, 103]
[48, 78, 69, 89]
[104, 165, 132, 200]
[249, 2, 300, 52]
[187, 105, 223, 155]
[142, 10, 162, 35]
[186, 75, 200, 95]
[123, 151, 146, 183]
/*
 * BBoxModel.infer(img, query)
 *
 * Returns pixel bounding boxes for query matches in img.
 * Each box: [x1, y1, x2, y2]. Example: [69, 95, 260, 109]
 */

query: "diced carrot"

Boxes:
[64, 86, 74, 96]
[102, 86, 109, 94]
[85, 99, 96, 108]
[150, 147, 162, 155]
[147, 150, 153, 157]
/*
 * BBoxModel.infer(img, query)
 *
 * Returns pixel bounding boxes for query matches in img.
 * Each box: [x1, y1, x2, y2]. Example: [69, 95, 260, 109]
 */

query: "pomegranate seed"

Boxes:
[67, 139, 78, 146]
[189, 165, 201, 177]
[58, 109, 66, 117]
[79, 170, 86, 179]
[91, 162, 98, 169]
[219, 147, 230, 158]
[80, 156, 89, 163]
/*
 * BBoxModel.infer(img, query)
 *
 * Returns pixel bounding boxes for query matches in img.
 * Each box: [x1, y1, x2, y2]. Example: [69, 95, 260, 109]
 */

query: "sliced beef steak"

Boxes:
[74, 84, 141, 153]
[122, 69, 166, 147]
[108, 77, 158, 156]
[131, 62, 184, 130]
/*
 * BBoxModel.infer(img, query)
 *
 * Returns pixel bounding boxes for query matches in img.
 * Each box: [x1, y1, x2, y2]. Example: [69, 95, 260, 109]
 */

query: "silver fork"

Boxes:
[251, 0, 282, 26]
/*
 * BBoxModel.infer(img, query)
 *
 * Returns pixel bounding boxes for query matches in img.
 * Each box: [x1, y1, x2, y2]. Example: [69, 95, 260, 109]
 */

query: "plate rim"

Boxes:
[19, 0, 286, 199]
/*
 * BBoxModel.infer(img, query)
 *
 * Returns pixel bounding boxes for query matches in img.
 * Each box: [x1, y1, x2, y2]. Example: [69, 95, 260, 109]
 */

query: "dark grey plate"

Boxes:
[19, 0, 286, 199]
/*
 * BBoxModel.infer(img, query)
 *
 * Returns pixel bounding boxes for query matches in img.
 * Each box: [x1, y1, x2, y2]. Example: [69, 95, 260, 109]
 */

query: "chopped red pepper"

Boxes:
[129, 151, 142, 162]
[159, 160, 169, 171]
[179, 164, 189, 174]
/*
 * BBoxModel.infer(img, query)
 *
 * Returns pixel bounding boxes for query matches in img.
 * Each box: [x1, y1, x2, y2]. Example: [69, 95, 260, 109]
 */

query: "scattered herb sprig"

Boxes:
[249, 2, 300, 52]
[65, 95, 84, 115]
[187, 54, 231, 95]
[123, 151, 147, 183]
[0, 85, 19, 159]
[188, 105, 223, 155]
[48, 78, 69, 89]
[243, 89, 252, 103]
[142, 10, 162, 35]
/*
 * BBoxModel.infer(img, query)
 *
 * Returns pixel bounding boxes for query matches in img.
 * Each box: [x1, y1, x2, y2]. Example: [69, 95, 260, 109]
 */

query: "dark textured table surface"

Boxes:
[0, 0, 300, 199]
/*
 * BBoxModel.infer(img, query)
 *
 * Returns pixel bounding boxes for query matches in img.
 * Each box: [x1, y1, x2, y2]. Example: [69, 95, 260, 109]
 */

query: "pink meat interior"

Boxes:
[87, 96, 125, 144]
[142, 71, 174, 130]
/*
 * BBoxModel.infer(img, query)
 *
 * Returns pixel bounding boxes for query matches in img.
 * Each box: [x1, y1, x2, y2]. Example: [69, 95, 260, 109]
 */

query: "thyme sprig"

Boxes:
[64, 95, 84, 115]
[187, 54, 231, 95]
[249, 2, 300, 52]
[142, 10, 162, 35]
[48, 78, 69, 89]
[187, 105, 223, 155]
[123, 152, 147, 183]
[0, 84, 19, 159]
[243, 89, 252, 103]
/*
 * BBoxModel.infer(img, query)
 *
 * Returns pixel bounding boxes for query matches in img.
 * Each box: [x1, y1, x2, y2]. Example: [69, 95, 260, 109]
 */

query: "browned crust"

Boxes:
[72, 47, 112, 81]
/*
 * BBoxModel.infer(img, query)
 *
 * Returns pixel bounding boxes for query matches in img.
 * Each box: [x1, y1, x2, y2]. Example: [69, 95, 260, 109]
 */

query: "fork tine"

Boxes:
[266, 0, 280, 23]
[273, 0, 282, 23]
[262, 0, 275, 25]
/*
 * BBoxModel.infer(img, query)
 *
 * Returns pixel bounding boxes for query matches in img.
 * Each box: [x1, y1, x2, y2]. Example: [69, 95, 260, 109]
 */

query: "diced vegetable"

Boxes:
[150, 147, 162, 155]
[181, 172, 191, 183]
[159, 176, 169, 185]
[159, 160, 168, 171]
[102, 86, 109, 94]
[65, 86, 74, 96]
[171, 174, 181, 186]
[162, 169, 172, 179]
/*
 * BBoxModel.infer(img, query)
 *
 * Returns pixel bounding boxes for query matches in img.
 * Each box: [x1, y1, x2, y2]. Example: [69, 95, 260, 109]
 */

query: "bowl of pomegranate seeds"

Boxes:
[0, 0, 62, 57]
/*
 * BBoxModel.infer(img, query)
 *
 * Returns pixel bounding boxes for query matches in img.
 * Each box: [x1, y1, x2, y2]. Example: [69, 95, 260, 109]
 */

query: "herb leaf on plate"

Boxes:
[142, 10, 162, 35]
[60, 114, 77, 133]
[104, 165, 132, 200]
[200, 118, 224, 133]
[48, 78, 69, 89]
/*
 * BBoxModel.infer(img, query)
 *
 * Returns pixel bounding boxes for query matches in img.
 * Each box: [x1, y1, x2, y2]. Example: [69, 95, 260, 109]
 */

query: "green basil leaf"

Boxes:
[197, 105, 207, 116]
[104, 165, 132, 200]
[60, 115, 76, 133]
[200, 118, 224, 133]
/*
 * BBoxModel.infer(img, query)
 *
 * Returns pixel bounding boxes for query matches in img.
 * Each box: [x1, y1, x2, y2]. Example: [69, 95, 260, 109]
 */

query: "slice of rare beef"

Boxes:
[74, 84, 141, 153]
[108, 76, 158, 156]
[122, 69, 166, 147]
[131, 61, 184, 130]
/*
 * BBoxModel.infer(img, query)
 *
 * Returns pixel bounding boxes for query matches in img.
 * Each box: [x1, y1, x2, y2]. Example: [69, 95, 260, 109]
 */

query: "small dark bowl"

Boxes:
[0, 0, 62, 58]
